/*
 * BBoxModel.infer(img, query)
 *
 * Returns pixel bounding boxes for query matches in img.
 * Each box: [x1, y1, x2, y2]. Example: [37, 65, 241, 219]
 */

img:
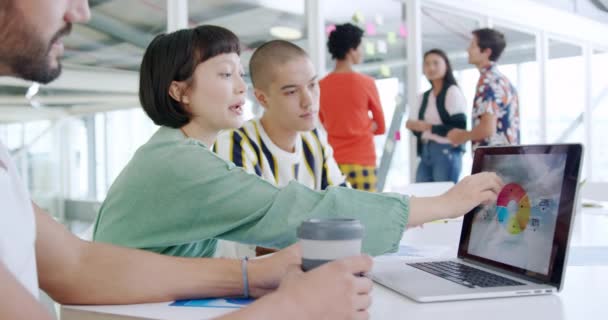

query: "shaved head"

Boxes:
[249, 40, 309, 90]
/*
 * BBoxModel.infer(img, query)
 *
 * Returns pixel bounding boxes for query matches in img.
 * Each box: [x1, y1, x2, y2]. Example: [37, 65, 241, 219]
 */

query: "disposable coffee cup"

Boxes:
[297, 218, 365, 271]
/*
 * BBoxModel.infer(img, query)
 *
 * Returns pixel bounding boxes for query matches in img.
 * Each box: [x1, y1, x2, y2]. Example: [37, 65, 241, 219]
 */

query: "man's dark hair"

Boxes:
[327, 23, 364, 60]
[139, 25, 241, 128]
[472, 28, 506, 62]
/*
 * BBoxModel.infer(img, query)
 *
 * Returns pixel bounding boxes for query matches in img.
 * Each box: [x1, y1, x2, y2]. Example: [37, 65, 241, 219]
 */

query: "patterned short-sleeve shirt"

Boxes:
[472, 63, 520, 150]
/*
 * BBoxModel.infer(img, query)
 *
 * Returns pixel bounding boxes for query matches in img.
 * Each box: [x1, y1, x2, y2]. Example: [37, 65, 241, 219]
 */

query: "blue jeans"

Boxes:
[415, 141, 463, 183]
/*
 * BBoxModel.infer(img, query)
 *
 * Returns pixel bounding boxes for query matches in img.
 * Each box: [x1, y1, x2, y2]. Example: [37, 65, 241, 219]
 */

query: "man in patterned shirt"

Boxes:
[447, 28, 520, 151]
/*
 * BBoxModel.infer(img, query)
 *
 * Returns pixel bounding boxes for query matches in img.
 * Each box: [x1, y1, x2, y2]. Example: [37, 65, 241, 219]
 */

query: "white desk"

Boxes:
[373, 265, 606, 320]
[61, 208, 608, 320]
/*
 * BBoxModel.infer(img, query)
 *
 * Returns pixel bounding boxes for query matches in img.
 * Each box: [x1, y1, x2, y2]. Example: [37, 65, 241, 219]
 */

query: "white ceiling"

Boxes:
[1, 0, 606, 122]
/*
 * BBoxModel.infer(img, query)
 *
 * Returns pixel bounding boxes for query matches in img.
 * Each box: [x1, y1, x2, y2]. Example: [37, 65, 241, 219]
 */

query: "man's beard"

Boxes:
[7, 44, 62, 84]
[0, 4, 72, 84]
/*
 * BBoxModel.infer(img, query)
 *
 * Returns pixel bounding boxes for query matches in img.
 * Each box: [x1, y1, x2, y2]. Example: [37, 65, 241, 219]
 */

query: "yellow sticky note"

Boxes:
[365, 41, 376, 56]
[387, 31, 397, 45]
[380, 64, 391, 77]
[352, 11, 365, 24]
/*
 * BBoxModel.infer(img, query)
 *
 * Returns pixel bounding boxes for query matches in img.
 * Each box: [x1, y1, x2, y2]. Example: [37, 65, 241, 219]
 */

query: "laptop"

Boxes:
[372, 144, 583, 302]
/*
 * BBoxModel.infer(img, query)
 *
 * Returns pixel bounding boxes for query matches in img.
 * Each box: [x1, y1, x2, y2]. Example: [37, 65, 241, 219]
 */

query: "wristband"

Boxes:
[241, 257, 250, 298]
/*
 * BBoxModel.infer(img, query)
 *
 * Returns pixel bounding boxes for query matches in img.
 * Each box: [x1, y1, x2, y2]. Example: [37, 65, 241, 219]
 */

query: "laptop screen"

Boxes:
[459, 145, 582, 288]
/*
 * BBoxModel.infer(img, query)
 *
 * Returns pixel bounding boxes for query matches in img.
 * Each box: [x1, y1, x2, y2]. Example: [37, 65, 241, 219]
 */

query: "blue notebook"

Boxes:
[171, 298, 254, 309]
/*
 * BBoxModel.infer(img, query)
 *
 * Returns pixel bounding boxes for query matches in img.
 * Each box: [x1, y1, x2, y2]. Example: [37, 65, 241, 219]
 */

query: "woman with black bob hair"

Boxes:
[139, 25, 243, 130]
[406, 48, 467, 183]
[93, 24, 501, 268]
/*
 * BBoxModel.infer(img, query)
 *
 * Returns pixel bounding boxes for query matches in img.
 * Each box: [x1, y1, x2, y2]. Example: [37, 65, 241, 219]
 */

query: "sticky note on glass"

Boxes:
[380, 64, 391, 77]
[325, 24, 336, 36]
[387, 31, 397, 44]
[375, 14, 384, 26]
[352, 11, 365, 23]
[399, 24, 408, 38]
[366, 22, 377, 36]
[377, 40, 387, 54]
[365, 41, 376, 56]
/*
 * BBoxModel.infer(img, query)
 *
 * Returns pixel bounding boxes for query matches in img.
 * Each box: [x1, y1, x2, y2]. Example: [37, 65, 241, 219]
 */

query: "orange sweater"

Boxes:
[319, 72, 386, 166]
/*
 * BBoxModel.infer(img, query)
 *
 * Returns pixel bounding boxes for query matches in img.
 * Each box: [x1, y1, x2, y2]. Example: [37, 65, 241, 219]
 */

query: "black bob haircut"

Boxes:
[139, 25, 241, 128]
[327, 23, 364, 60]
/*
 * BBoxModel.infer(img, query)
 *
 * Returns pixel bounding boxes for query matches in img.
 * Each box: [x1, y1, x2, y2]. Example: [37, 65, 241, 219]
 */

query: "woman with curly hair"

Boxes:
[319, 23, 386, 192]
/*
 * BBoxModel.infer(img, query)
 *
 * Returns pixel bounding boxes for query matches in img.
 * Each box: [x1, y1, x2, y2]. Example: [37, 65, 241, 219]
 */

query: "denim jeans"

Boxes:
[415, 141, 463, 183]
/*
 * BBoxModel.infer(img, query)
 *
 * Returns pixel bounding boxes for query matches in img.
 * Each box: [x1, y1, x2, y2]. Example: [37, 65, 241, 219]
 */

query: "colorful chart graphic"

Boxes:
[496, 183, 531, 235]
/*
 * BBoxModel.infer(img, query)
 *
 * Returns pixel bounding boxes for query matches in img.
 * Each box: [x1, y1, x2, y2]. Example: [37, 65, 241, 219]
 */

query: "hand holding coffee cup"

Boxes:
[297, 218, 365, 271]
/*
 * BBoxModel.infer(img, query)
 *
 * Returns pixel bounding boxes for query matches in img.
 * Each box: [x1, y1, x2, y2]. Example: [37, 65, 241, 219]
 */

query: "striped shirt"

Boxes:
[214, 118, 347, 190]
[213, 119, 348, 258]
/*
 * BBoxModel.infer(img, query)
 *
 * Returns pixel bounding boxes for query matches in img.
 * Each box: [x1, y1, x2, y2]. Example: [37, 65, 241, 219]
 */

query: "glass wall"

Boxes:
[545, 39, 587, 178]
[65, 118, 90, 199]
[25, 121, 58, 198]
[591, 49, 608, 181]
[492, 26, 541, 145]
[546, 40, 584, 144]
[0, 121, 58, 198]
[95, 109, 158, 200]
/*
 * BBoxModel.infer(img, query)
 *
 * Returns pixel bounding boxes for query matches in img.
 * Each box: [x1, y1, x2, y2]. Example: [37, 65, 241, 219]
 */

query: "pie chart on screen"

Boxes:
[496, 183, 531, 235]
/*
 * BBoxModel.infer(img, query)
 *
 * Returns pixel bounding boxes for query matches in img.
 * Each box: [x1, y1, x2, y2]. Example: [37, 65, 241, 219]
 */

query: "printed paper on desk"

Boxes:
[389, 182, 454, 197]
[375, 245, 451, 261]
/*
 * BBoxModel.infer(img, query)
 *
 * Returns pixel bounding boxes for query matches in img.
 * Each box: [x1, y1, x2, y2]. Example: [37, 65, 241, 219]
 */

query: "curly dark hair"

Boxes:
[327, 23, 364, 60]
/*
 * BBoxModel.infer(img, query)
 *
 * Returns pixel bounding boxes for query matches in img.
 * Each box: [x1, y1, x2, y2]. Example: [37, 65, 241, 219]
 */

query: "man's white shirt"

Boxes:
[0, 141, 39, 299]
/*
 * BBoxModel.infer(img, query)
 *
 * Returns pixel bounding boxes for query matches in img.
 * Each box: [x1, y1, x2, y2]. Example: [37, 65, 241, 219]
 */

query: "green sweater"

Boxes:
[93, 127, 410, 257]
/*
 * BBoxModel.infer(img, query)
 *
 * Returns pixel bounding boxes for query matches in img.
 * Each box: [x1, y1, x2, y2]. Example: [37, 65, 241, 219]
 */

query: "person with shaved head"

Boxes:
[214, 40, 347, 258]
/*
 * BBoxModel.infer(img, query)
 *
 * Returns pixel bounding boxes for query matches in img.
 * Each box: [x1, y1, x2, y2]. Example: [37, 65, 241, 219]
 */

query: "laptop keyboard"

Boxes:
[408, 261, 524, 288]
